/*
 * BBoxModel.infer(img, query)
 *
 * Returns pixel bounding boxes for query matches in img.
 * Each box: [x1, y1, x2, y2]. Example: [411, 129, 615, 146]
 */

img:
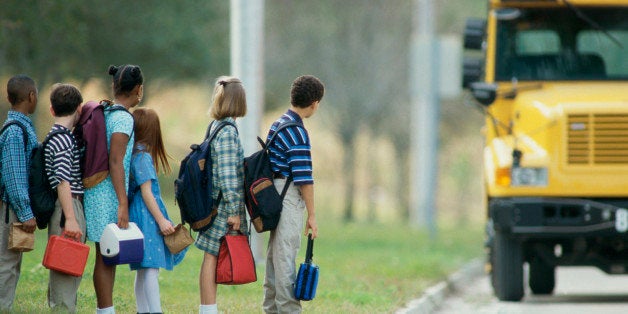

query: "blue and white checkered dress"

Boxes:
[195, 118, 248, 256]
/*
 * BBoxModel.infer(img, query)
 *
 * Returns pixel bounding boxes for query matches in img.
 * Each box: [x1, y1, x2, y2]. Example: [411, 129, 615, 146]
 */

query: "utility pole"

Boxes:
[231, 0, 266, 261]
[410, 0, 438, 239]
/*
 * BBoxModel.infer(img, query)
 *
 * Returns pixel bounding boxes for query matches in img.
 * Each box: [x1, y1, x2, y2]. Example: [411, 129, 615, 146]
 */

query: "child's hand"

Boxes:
[305, 215, 318, 239]
[63, 218, 83, 241]
[158, 219, 175, 236]
[227, 215, 241, 232]
[21, 218, 37, 233]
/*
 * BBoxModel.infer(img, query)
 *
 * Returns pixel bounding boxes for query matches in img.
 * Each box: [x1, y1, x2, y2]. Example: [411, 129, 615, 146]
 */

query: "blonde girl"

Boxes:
[196, 76, 248, 314]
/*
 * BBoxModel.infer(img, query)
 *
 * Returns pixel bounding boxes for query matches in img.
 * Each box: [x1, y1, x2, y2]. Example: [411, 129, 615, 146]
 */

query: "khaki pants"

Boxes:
[0, 201, 22, 311]
[47, 198, 86, 313]
[263, 179, 306, 314]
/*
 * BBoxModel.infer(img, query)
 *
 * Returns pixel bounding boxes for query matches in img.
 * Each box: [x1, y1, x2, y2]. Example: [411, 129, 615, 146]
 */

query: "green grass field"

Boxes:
[11, 212, 482, 313]
[8, 82, 486, 313]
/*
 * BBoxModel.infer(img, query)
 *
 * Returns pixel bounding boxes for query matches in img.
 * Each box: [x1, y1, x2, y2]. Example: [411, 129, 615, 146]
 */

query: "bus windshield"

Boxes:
[495, 8, 628, 81]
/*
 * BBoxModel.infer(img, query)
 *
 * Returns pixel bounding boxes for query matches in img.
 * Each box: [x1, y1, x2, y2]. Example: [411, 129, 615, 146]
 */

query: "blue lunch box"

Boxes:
[100, 222, 144, 266]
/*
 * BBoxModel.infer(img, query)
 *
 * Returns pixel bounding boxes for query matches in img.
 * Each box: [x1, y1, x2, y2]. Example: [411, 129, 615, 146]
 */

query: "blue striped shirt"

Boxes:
[0, 111, 38, 222]
[266, 110, 313, 186]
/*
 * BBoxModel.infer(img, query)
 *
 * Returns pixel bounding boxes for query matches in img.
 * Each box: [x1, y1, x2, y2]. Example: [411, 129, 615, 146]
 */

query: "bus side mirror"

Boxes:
[470, 82, 497, 106]
[464, 18, 486, 50]
[463, 57, 484, 88]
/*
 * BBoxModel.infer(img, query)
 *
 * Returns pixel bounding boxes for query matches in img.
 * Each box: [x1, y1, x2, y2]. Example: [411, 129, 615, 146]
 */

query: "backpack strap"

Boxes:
[41, 128, 72, 228]
[103, 102, 135, 138]
[0, 121, 29, 224]
[0, 121, 28, 152]
[205, 120, 238, 207]
[265, 121, 302, 148]
[205, 120, 238, 141]
[266, 120, 303, 199]
[43, 128, 72, 147]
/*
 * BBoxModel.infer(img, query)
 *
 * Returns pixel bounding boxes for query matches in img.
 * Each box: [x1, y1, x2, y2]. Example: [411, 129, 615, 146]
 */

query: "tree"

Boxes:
[265, 0, 413, 222]
[0, 0, 230, 92]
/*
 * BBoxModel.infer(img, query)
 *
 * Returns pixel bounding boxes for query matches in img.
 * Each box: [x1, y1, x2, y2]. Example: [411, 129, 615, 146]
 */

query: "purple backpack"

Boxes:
[73, 100, 131, 188]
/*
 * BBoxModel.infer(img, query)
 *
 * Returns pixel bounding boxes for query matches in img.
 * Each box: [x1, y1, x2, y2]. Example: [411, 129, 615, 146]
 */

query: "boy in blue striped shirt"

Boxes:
[0, 75, 39, 311]
[263, 75, 324, 314]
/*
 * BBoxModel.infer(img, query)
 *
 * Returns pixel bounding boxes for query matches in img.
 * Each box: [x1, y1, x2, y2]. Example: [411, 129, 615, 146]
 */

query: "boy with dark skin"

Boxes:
[0, 75, 38, 311]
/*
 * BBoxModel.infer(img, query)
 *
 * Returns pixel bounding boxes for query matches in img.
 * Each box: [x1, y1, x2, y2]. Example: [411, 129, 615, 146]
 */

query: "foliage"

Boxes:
[0, 0, 489, 226]
[14, 206, 482, 313]
[0, 0, 230, 89]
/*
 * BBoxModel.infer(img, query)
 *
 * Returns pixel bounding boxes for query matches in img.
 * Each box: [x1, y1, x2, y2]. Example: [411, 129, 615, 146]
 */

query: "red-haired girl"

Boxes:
[129, 107, 186, 314]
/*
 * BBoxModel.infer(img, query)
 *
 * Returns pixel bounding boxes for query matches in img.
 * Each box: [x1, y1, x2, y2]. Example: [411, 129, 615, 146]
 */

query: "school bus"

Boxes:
[463, 0, 628, 301]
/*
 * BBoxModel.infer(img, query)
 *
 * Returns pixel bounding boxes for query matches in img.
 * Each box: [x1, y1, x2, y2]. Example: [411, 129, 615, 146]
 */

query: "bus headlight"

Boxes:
[511, 167, 548, 186]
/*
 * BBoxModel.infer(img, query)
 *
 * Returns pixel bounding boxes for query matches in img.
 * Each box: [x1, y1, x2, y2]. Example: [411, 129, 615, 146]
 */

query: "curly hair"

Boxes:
[290, 75, 324, 108]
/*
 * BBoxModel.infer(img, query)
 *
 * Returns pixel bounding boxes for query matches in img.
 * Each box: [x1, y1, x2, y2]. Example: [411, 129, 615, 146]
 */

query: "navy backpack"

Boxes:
[174, 121, 236, 232]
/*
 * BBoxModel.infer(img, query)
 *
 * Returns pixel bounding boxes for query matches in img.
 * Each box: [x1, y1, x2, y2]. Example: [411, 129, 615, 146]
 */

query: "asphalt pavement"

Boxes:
[396, 258, 484, 314]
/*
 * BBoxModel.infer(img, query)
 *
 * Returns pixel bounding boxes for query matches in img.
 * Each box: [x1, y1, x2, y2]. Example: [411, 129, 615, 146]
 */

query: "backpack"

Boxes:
[243, 121, 301, 233]
[0, 122, 68, 229]
[73, 100, 132, 188]
[174, 120, 236, 232]
[30, 128, 72, 229]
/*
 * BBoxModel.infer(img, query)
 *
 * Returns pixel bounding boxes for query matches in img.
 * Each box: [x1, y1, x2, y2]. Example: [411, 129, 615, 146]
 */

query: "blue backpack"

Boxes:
[174, 121, 236, 232]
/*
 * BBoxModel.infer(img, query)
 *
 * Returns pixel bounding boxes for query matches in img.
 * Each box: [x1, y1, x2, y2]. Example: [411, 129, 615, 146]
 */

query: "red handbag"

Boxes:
[216, 231, 257, 285]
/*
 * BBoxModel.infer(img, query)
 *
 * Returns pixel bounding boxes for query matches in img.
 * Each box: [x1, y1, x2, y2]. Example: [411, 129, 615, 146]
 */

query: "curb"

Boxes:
[396, 258, 485, 314]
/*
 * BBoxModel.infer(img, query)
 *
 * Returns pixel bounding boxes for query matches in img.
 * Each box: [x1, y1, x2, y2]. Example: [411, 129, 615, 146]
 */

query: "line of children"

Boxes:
[0, 72, 324, 314]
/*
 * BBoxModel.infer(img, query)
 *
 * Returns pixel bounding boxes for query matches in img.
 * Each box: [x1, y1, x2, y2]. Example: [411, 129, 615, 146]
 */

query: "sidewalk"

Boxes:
[396, 258, 485, 314]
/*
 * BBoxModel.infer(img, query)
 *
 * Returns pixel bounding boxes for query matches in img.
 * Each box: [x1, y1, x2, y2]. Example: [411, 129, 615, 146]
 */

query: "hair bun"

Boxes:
[108, 65, 119, 76]
[130, 66, 141, 78]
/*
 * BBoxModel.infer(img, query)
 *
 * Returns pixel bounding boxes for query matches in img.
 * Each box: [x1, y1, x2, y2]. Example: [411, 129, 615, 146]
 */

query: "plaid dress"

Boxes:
[195, 118, 248, 255]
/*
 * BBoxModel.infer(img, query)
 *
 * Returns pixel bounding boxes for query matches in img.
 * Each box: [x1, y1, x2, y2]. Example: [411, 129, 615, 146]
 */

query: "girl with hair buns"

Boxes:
[197, 76, 248, 314]
[84, 64, 143, 314]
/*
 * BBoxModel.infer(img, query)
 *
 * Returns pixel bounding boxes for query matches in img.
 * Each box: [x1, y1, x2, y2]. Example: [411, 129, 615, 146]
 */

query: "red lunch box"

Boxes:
[43, 235, 90, 277]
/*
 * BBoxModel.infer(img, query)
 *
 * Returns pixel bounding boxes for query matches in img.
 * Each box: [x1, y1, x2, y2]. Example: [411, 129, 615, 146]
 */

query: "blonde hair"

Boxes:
[132, 108, 171, 174]
[209, 76, 247, 119]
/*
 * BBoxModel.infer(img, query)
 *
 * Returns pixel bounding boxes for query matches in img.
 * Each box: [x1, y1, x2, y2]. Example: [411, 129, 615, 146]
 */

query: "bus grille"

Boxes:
[567, 114, 628, 164]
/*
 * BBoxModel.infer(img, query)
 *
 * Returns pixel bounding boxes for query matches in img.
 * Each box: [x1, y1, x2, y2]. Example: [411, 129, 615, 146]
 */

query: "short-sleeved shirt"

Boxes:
[0, 111, 38, 222]
[84, 105, 134, 242]
[129, 144, 185, 269]
[44, 124, 84, 194]
[266, 109, 313, 186]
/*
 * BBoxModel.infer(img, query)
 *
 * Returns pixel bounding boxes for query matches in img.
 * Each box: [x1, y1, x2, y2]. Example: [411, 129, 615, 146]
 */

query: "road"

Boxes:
[436, 266, 628, 314]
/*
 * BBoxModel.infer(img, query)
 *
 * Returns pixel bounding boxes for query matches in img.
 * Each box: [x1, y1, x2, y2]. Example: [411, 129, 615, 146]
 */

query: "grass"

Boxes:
[7, 82, 486, 313]
[11, 210, 483, 314]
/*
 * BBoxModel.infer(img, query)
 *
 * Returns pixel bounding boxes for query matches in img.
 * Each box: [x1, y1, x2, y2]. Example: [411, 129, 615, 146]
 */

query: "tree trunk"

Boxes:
[394, 142, 411, 221]
[366, 138, 377, 222]
[343, 139, 357, 223]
